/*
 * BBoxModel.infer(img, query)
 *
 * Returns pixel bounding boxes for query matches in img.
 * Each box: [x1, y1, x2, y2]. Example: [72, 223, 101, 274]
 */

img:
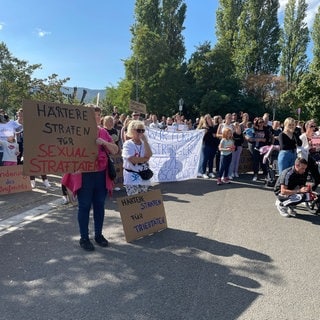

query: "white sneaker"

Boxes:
[252, 175, 258, 182]
[197, 173, 203, 178]
[114, 187, 121, 191]
[61, 196, 69, 205]
[208, 173, 215, 178]
[275, 200, 289, 217]
[234, 173, 239, 178]
[202, 174, 209, 179]
[43, 179, 51, 188]
[30, 180, 36, 189]
[228, 176, 233, 180]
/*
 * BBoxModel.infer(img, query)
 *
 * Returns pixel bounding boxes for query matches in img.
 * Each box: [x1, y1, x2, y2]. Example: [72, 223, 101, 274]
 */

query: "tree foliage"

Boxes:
[0, 42, 73, 116]
[122, 0, 187, 116]
[0, 42, 40, 114]
[280, 0, 309, 86]
[233, 0, 281, 78]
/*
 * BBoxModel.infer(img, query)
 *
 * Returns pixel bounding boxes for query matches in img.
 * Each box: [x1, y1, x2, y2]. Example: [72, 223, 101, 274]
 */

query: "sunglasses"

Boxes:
[136, 128, 145, 133]
[310, 125, 316, 128]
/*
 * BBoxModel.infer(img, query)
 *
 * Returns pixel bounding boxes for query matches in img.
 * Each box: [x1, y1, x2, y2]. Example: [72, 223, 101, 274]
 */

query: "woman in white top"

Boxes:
[122, 120, 153, 196]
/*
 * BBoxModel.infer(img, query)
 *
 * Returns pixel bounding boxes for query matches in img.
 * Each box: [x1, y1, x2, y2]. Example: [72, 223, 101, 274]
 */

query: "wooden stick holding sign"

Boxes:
[22, 100, 98, 176]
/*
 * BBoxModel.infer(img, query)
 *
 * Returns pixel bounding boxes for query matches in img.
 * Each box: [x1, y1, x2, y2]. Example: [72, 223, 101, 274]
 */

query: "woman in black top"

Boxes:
[229, 122, 244, 178]
[198, 114, 219, 178]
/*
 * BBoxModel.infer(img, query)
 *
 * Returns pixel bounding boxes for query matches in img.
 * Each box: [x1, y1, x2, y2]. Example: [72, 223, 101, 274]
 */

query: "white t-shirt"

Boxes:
[0, 120, 23, 152]
[149, 122, 161, 130]
[1, 140, 19, 162]
[122, 139, 151, 186]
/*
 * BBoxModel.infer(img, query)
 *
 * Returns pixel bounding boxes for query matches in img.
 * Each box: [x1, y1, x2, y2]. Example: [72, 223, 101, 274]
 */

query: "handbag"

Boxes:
[138, 168, 153, 180]
[107, 153, 117, 180]
[125, 168, 154, 180]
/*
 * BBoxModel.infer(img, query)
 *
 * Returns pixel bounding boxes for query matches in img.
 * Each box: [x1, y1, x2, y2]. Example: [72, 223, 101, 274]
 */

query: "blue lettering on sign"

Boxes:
[133, 217, 166, 232]
[140, 199, 161, 210]
[6, 179, 14, 185]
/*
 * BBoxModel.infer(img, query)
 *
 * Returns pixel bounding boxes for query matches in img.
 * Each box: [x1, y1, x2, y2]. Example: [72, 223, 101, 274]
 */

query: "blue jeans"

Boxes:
[278, 150, 296, 175]
[77, 170, 107, 239]
[201, 144, 217, 174]
[218, 153, 232, 178]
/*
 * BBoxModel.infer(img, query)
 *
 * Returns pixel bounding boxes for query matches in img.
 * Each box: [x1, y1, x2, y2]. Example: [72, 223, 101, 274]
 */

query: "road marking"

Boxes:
[0, 199, 62, 236]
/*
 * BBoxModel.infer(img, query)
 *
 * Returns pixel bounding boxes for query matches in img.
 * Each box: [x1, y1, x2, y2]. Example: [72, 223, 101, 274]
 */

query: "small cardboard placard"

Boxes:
[238, 148, 253, 173]
[117, 189, 167, 242]
[22, 100, 98, 176]
[0, 165, 32, 194]
[129, 100, 147, 114]
[111, 153, 123, 188]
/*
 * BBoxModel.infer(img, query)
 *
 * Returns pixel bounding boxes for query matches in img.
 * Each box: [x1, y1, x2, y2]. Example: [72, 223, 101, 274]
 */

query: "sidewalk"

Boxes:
[0, 174, 65, 232]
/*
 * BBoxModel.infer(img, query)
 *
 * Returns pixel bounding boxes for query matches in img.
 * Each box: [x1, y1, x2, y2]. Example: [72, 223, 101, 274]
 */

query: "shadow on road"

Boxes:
[0, 206, 278, 320]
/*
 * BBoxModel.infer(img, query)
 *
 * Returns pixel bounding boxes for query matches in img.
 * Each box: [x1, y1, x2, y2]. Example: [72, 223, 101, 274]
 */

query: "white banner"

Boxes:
[147, 128, 204, 182]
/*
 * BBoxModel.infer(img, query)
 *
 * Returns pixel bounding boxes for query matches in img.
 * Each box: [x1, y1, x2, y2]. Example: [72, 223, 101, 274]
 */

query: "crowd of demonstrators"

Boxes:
[4, 102, 320, 224]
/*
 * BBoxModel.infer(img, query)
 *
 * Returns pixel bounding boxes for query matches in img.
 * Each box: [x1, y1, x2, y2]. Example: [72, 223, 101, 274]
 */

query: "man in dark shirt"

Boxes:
[274, 157, 309, 217]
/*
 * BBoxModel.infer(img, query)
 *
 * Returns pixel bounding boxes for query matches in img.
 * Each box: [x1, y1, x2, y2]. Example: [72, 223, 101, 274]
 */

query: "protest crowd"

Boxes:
[1, 105, 320, 248]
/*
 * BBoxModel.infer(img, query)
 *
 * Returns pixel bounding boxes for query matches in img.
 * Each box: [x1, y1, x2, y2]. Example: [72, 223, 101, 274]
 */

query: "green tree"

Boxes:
[124, 0, 187, 116]
[0, 42, 72, 116]
[0, 42, 40, 114]
[186, 42, 241, 116]
[292, 6, 320, 121]
[310, 5, 320, 72]
[233, 0, 281, 78]
[31, 74, 70, 104]
[216, 0, 244, 50]
[280, 0, 309, 86]
[103, 79, 133, 115]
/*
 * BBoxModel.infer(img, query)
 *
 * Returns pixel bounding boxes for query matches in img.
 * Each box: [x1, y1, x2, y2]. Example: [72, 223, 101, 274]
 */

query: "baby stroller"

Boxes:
[305, 191, 320, 215]
[259, 145, 280, 187]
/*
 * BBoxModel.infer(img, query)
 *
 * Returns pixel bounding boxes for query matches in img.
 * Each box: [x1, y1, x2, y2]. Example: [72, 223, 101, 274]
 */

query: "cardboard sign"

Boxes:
[22, 100, 98, 175]
[0, 165, 32, 194]
[117, 189, 167, 242]
[238, 148, 253, 173]
[129, 100, 147, 114]
[111, 153, 123, 188]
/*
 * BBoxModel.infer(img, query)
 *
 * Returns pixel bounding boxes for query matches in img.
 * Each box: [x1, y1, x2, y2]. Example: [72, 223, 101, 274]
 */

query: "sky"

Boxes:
[0, 0, 319, 90]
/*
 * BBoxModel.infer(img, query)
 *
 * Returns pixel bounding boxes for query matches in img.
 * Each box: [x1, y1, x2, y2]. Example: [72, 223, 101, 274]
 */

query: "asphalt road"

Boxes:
[1, 174, 319, 320]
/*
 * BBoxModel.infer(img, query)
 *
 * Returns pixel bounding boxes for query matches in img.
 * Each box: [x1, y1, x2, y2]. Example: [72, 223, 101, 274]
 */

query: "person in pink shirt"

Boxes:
[63, 105, 118, 251]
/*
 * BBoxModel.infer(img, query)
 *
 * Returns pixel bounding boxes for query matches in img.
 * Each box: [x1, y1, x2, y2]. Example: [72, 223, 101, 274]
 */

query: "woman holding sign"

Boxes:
[63, 105, 118, 251]
[122, 120, 153, 196]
